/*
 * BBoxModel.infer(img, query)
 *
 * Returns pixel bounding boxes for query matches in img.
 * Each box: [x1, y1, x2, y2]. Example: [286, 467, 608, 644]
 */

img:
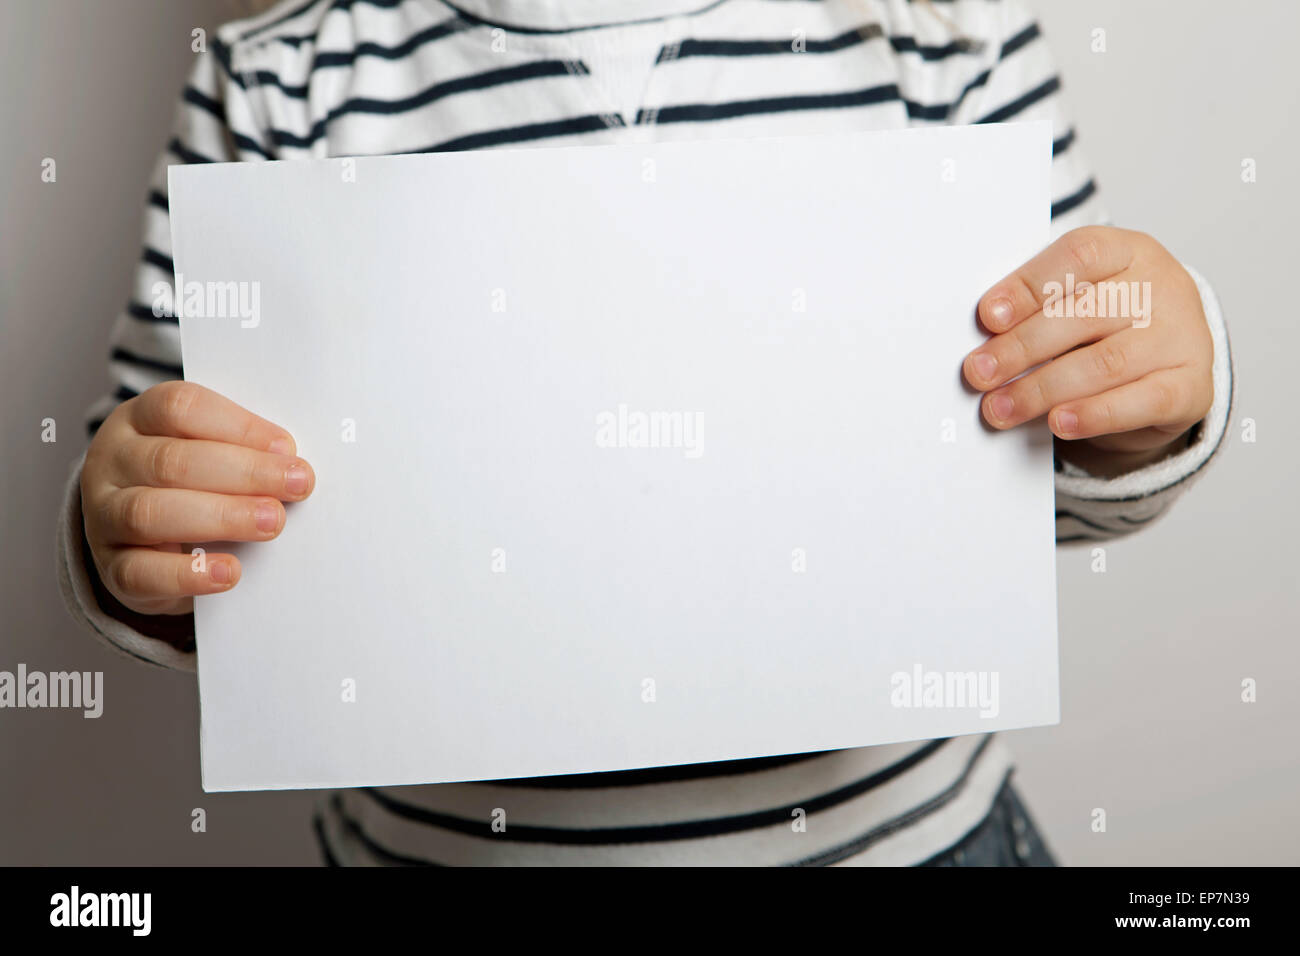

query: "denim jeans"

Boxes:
[920, 779, 1057, 866]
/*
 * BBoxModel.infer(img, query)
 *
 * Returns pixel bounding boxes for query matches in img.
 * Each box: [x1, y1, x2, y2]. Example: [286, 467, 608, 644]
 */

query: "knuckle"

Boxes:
[1065, 228, 1106, 275]
[219, 497, 249, 535]
[109, 553, 147, 597]
[153, 380, 198, 429]
[1151, 379, 1180, 419]
[1094, 342, 1128, 381]
[150, 438, 189, 486]
[242, 452, 263, 490]
[1029, 375, 1050, 413]
[1012, 273, 1041, 311]
[1002, 327, 1031, 370]
[175, 559, 196, 595]
[1094, 398, 1117, 433]
[117, 488, 157, 538]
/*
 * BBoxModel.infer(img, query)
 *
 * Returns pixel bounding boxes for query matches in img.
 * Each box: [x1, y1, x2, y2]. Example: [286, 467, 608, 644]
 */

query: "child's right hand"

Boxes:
[80, 381, 315, 616]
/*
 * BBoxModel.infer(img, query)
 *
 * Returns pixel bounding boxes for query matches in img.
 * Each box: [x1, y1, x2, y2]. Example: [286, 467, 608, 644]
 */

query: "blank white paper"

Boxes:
[168, 121, 1058, 792]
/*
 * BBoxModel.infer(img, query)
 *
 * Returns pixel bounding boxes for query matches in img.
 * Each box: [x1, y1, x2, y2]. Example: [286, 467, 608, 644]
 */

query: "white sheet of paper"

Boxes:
[169, 121, 1058, 792]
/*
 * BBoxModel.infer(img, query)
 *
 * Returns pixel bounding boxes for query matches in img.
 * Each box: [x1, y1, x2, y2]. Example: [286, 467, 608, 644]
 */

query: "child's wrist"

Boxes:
[1053, 427, 1194, 480]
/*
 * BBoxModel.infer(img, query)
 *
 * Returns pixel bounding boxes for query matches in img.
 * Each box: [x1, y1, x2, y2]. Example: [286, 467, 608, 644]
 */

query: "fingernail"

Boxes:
[971, 352, 998, 383]
[1056, 409, 1079, 435]
[987, 298, 1013, 327]
[990, 393, 1014, 421]
[254, 502, 280, 532]
[284, 463, 310, 496]
[268, 437, 294, 455]
[211, 561, 233, 585]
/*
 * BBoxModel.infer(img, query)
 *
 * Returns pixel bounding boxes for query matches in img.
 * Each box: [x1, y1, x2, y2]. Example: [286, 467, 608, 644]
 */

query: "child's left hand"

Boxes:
[962, 225, 1214, 477]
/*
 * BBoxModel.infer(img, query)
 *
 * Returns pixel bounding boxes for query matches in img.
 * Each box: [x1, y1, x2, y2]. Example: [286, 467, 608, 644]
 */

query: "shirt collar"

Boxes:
[435, 0, 724, 33]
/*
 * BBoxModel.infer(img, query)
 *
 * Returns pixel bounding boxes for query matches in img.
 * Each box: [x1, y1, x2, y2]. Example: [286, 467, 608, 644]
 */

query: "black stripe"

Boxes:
[976, 75, 1061, 125]
[667, 24, 884, 60]
[999, 22, 1041, 60]
[211, 37, 246, 91]
[142, 247, 174, 273]
[641, 81, 904, 125]
[1051, 178, 1097, 219]
[232, 131, 275, 160]
[359, 738, 952, 845]
[147, 190, 169, 213]
[268, 60, 577, 150]
[330, 795, 446, 866]
[488, 748, 830, 790]
[127, 301, 178, 325]
[933, 65, 994, 120]
[1057, 508, 1161, 530]
[642, 58, 1006, 127]
[182, 86, 225, 123]
[409, 114, 615, 153]
[114, 384, 140, 402]
[312, 815, 341, 867]
[1052, 127, 1075, 157]
[188, 50, 273, 156]
[1117, 512, 1163, 525]
[311, 18, 466, 70]
[110, 347, 184, 378]
[167, 137, 218, 166]
[787, 736, 996, 866]
[663, 23, 982, 63]
[1054, 509, 1119, 534]
[890, 34, 986, 60]
[246, 70, 309, 98]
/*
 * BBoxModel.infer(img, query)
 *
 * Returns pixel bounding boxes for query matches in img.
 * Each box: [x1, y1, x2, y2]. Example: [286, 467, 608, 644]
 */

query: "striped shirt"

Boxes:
[57, 0, 1233, 865]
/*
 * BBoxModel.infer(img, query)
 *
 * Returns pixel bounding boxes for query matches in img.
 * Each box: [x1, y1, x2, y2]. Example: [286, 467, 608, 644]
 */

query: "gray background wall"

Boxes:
[1, 0, 1295, 864]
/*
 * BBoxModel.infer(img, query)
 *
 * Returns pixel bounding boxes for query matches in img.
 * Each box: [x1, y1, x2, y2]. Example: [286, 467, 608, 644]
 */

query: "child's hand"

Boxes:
[80, 381, 315, 616]
[963, 226, 1214, 477]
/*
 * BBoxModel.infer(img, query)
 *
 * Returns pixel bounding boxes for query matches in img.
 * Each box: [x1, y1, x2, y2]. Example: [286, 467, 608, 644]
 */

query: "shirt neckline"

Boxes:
[435, 0, 726, 33]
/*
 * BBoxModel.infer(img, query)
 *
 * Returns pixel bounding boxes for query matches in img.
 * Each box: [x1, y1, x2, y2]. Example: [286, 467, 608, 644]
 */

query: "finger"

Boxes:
[978, 226, 1135, 334]
[120, 437, 314, 500]
[965, 269, 1148, 391]
[1048, 368, 1203, 442]
[131, 381, 296, 454]
[105, 487, 285, 546]
[102, 546, 242, 601]
[981, 328, 1165, 430]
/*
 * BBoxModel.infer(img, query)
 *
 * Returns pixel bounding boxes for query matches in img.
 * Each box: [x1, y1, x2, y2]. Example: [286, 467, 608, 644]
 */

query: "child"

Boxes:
[58, 0, 1231, 865]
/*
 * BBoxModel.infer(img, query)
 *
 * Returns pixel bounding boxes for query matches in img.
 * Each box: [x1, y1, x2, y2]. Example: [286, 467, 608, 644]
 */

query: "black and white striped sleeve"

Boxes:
[947, 1, 1233, 543]
[56, 42, 275, 671]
